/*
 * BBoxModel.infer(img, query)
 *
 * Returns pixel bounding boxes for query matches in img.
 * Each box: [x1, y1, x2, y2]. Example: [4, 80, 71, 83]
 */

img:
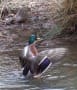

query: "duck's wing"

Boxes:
[39, 48, 67, 61]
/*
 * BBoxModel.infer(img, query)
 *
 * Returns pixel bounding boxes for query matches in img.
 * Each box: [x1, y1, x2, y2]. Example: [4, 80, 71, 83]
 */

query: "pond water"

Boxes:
[0, 27, 77, 90]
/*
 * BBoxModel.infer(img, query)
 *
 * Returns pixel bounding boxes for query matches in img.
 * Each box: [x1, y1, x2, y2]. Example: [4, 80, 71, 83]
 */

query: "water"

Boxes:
[0, 27, 77, 90]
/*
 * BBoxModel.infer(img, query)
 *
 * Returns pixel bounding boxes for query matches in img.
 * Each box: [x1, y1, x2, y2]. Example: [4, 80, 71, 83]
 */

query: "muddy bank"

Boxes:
[0, 0, 77, 44]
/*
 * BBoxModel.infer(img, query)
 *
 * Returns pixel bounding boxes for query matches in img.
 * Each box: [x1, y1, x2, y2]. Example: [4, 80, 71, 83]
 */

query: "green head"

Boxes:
[29, 34, 37, 45]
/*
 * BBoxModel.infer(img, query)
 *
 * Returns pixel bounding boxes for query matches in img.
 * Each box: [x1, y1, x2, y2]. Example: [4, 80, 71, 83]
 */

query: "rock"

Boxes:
[4, 6, 31, 25]
[14, 6, 31, 23]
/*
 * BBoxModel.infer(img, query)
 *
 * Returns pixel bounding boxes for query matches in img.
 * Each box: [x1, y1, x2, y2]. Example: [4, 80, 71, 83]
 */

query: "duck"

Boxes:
[19, 34, 67, 77]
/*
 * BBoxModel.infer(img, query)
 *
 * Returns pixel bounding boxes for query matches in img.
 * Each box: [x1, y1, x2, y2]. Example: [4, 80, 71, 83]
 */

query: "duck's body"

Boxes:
[19, 45, 67, 76]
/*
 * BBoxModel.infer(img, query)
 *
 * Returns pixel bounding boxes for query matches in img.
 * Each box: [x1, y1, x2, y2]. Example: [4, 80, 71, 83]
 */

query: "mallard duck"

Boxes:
[19, 34, 67, 77]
